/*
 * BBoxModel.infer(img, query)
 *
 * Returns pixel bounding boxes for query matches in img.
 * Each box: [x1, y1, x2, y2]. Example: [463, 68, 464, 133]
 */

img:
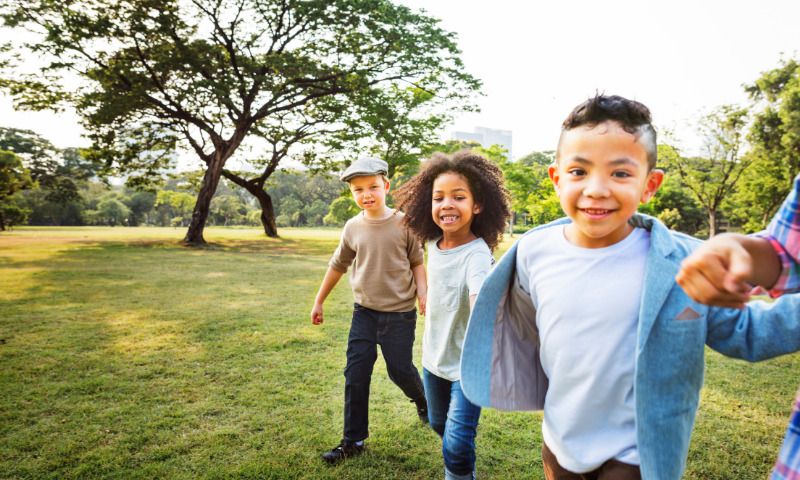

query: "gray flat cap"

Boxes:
[340, 157, 388, 182]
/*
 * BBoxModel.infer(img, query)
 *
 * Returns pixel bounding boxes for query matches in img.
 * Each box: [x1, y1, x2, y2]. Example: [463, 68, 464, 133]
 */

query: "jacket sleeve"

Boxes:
[706, 293, 800, 361]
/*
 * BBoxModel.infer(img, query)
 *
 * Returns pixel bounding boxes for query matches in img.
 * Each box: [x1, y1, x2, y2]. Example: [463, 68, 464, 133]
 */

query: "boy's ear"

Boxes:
[383, 179, 390, 192]
[640, 169, 665, 203]
[548, 164, 561, 195]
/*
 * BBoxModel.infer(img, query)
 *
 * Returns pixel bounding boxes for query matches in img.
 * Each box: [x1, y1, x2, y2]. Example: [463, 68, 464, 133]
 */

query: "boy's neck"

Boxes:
[564, 222, 635, 249]
[363, 206, 393, 220]
[438, 230, 478, 250]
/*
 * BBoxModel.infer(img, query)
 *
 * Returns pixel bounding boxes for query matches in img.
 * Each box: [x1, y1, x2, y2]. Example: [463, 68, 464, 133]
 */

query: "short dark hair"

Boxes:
[394, 150, 511, 251]
[558, 94, 657, 169]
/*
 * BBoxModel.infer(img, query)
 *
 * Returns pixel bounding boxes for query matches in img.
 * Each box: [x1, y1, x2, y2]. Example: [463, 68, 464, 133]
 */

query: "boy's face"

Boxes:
[348, 174, 389, 213]
[550, 120, 663, 248]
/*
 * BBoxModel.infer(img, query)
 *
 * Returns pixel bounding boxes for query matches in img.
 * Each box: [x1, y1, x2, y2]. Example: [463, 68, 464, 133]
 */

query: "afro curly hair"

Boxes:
[394, 150, 511, 251]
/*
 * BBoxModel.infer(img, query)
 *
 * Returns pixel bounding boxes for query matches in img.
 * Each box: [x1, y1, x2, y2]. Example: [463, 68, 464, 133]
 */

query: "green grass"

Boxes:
[0, 226, 798, 479]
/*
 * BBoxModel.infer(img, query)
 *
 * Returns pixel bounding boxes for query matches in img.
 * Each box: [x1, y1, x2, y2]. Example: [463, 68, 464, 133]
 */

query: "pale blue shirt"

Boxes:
[424, 237, 493, 381]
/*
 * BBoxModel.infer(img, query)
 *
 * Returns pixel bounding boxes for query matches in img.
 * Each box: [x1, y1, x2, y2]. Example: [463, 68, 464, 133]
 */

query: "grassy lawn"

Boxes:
[1, 226, 798, 479]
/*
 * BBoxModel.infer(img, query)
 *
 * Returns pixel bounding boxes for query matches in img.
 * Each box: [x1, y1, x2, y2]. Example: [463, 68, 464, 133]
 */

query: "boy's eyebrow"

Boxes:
[570, 156, 640, 167]
[609, 158, 640, 167]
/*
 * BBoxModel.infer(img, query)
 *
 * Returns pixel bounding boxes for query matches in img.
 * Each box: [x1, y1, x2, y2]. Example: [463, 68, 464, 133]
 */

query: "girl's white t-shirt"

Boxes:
[516, 225, 650, 473]
[423, 237, 493, 381]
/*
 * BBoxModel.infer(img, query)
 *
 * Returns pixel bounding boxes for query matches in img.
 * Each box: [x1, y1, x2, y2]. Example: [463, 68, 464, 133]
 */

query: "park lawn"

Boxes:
[0, 226, 797, 479]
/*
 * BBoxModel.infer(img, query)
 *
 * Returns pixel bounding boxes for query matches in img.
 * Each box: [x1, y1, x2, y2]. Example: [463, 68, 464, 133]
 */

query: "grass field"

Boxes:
[1, 226, 798, 479]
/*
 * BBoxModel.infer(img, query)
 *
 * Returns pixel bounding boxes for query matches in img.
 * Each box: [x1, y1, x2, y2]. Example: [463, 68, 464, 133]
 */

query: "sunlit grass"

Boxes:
[0, 226, 797, 479]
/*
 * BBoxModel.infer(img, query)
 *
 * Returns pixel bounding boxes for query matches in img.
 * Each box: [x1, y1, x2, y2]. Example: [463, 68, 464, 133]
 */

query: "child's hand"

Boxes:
[311, 303, 324, 325]
[417, 294, 427, 316]
[676, 234, 754, 309]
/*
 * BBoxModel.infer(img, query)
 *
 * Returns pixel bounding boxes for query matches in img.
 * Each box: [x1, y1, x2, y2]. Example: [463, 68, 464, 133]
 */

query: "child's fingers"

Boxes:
[678, 252, 729, 291]
[677, 261, 749, 308]
[724, 243, 754, 292]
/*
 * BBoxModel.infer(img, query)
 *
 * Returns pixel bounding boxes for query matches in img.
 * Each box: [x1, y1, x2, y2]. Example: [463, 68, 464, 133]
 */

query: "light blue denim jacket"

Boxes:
[460, 214, 800, 479]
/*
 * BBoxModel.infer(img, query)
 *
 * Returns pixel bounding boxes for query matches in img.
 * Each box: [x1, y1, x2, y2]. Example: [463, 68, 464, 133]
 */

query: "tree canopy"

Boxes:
[729, 58, 800, 231]
[1, 0, 480, 243]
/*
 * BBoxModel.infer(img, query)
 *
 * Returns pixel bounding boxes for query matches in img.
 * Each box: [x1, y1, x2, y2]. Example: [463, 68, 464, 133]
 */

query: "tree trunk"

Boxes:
[184, 154, 226, 245]
[708, 209, 717, 237]
[244, 184, 279, 238]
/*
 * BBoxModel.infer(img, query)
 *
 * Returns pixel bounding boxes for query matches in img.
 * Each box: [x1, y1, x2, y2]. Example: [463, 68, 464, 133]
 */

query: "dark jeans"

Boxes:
[343, 303, 425, 442]
[423, 368, 481, 478]
[542, 442, 641, 480]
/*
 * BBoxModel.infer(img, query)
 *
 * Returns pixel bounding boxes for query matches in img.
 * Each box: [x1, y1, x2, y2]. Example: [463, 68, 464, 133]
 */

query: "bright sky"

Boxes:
[2, 0, 800, 160]
[398, 0, 800, 158]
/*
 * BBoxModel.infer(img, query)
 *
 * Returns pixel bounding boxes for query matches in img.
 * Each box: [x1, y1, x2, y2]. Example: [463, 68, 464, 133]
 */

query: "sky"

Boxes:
[2, 0, 800, 160]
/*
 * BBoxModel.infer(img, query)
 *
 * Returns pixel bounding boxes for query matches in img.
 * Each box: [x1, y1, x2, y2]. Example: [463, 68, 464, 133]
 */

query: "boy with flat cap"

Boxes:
[311, 157, 428, 464]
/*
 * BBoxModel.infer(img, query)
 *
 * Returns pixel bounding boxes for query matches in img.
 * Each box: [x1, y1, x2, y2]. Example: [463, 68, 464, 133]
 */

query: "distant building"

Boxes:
[451, 126, 513, 160]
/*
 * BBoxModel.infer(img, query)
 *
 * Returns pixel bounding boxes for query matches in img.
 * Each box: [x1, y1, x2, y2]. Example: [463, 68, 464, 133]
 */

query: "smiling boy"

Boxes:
[460, 95, 800, 479]
[311, 157, 428, 464]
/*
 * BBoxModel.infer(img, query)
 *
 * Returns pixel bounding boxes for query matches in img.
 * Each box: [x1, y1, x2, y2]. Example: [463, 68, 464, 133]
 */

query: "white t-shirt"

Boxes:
[516, 225, 650, 473]
[424, 237, 493, 381]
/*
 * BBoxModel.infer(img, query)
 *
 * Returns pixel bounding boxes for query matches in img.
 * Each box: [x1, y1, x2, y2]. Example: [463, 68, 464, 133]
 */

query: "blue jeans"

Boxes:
[343, 304, 425, 442]
[423, 368, 481, 478]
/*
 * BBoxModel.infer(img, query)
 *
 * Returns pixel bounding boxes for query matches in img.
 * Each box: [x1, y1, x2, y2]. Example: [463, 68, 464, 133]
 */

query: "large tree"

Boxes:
[664, 106, 752, 237]
[1, 0, 479, 243]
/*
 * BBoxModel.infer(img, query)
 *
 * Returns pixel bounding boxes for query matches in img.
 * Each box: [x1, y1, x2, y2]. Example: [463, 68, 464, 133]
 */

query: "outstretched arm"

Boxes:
[707, 293, 800, 362]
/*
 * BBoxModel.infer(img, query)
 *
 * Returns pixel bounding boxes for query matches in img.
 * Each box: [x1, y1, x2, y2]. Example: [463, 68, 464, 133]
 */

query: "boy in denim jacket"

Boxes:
[460, 96, 800, 479]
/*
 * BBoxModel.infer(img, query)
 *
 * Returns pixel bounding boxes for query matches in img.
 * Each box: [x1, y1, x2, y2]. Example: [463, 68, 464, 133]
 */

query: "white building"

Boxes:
[451, 126, 513, 160]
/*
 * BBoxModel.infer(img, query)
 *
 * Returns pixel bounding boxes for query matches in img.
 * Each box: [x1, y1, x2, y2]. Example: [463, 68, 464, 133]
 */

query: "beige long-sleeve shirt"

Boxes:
[329, 210, 424, 312]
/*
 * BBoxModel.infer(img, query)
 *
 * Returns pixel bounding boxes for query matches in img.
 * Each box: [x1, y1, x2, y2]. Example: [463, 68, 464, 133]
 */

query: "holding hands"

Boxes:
[676, 233, 781, 309]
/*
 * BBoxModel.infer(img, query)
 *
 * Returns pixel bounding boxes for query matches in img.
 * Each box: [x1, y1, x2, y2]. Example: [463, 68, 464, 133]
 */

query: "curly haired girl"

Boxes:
[395, 150, 510, 480]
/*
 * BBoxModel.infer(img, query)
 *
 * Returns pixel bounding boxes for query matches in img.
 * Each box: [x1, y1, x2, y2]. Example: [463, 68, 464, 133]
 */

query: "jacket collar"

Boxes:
[629, 214, 681, 353]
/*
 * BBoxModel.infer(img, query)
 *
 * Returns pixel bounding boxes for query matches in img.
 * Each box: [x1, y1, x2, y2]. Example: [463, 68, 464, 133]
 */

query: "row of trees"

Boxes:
[0, 126, 355, 229]
[0, 124, 789, 238]
[2, 46, 800, 234]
